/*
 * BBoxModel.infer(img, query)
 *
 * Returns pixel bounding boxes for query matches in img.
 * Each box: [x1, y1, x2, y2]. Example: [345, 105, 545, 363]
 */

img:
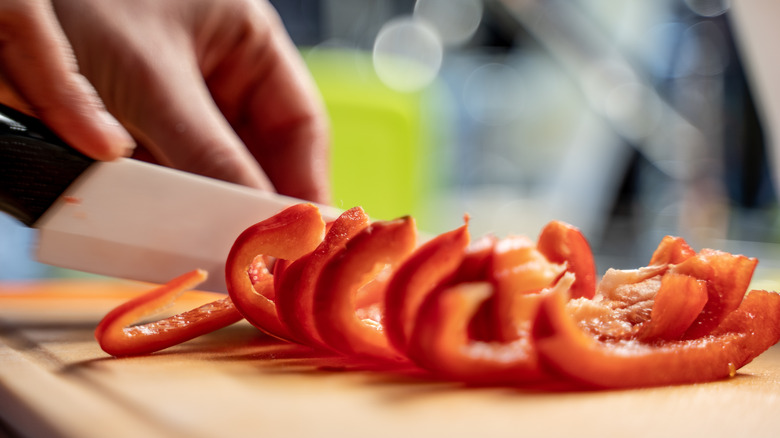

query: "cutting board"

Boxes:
[1, 279, 780, 438]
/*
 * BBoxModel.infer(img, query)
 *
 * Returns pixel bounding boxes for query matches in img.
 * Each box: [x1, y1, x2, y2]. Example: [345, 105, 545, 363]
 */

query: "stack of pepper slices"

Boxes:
[95, 204, 780, 389]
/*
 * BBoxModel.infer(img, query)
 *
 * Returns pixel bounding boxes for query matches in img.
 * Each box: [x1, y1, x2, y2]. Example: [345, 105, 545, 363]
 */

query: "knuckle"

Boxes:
[225, 0, 278, 40]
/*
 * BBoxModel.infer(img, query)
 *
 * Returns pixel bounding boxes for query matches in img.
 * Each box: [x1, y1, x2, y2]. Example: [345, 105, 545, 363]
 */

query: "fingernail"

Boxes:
[99, 110, 136, 159]
[122, 143, 136, 157]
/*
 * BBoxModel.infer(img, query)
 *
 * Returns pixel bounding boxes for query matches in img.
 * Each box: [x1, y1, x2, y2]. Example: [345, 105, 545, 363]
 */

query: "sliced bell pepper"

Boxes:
[671, 249, 757, 339]
[275, 206, 370, 348]
[488, 235, 565, 342]
[226, 203, 326, 341]
[649, 235, 696, 265]
[95, 201, 780, 391]
[457, 235, 500, 341]
[384, 222, 470, 354]
[533, 285, 780, 389]
[634, 272, 708, 342]
[406, 275, 574, 385]
[313, 216, 417, 360]
[452, 235, 497, 284]
[536, 220, 596, 299]
[95, 269, 243, 357]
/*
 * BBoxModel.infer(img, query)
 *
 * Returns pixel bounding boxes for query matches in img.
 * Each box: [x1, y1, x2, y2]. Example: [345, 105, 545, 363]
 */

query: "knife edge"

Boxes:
[35, 158, 342, 292]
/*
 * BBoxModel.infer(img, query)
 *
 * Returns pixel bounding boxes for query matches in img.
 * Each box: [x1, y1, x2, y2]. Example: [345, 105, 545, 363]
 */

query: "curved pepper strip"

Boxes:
[533, 286, 780, 389]
[272, 219, 336, 300]
[272, 257, 295, 295]
[95, 269, 243, 357]
[407, 275, 574, 385]
[274, 254, 317, 343]
[452, 235, 496, 284]
[672, 249, 757, 339]
[313, 216, 417, 360]
[275, 206, 370, 348]
[456, 236, 500, 341]
[536, 221, 596, 299]
[634, 272, 708, 342]
[488, 235, 565, 342]
[649, 235, 696, 265]
[672, 249, 758, 339]
[226, 203, 326, 341]
[384, 222, 470, 354]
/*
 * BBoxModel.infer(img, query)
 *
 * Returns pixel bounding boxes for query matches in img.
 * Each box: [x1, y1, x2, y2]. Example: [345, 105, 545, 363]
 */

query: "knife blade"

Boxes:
[0, 103, 342, 292]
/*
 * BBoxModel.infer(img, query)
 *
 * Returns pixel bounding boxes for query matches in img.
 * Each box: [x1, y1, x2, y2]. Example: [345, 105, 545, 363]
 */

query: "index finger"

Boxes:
[0, 0, 134, 160]
[204, 1, 330, 204]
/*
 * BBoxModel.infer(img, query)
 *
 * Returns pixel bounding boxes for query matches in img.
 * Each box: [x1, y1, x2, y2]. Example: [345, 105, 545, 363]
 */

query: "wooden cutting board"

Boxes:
[1, 279, 780, 438]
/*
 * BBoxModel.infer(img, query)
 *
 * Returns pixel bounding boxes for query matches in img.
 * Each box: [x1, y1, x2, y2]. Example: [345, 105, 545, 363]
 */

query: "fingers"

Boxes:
[251, 7, 331, 204]
[32, 0, 330, 201]
[0, 0, 134, 160]
[47, 0, 269, 186]
[204, 1, 331, 203]
[122, 43, 275, 190]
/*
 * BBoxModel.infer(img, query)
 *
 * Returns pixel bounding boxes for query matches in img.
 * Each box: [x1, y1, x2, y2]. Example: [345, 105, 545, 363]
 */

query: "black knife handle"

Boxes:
[0, 103, 93, 226]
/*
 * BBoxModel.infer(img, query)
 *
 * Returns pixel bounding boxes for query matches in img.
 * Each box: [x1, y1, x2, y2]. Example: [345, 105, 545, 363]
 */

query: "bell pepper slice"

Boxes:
[452, 235, 496, 283]
[488, 235, 565, 342]
[407, 275, 574, 385]
[536, 220, 597, 299]
[384, 222, 470, 354]
[275, 206, 370, 348]
[226, 203, 326, 341]
[671, 249, 757, 339]
[649, 235, 696, 265]
[457, 235, 500, 341]
[273, 254, 315, 343]
[233, 255, 295, 341]
[533, 285, 780, 389]
[313, 216, 417, 360]
[634, 272, 708, 342]
[95, 269, 243, 357]
[272, 257, 295, 293]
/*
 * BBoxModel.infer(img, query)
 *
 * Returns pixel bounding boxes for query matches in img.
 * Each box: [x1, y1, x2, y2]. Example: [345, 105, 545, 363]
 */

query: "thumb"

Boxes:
[0, 1, 135, 160]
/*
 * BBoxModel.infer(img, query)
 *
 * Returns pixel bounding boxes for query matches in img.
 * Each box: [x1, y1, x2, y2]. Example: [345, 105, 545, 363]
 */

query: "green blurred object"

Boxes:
[304, 48, 447, 231]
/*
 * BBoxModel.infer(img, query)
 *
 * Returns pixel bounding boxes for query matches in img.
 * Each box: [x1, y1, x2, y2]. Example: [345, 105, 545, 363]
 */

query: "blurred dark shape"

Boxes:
[269, 0, 776, 265]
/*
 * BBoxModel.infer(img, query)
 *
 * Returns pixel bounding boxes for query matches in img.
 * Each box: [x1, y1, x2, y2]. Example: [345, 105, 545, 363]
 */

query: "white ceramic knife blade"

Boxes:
[0, 102, 341, 292]
[33, 158, 341, 292]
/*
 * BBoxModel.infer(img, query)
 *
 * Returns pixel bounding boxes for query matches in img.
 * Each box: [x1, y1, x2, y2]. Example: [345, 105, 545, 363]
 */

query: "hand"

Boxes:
[0, 0, 330, 203]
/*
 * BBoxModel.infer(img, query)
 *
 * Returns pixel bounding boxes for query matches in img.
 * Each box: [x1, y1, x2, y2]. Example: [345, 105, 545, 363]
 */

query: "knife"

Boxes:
[0, 103, 342, 292]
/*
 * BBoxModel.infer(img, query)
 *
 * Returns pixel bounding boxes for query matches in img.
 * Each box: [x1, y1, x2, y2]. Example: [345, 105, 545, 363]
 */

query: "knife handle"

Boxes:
[0, 103, 93, 226]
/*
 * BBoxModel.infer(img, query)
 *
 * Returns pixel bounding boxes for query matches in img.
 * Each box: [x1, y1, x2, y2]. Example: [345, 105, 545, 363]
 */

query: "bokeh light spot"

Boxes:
[372, 17, 443, 93]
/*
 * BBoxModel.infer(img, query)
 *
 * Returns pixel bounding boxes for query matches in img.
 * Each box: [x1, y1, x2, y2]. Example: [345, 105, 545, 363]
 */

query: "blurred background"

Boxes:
[2, 0, 779, 282]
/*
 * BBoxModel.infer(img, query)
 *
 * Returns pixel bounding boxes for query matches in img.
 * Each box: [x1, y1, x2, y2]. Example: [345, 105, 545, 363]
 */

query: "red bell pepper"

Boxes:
[384, 222, 470, 354]
[672, 249, 757, 339]
[487, 235, 565, 342]
[456, 235, 499, 341]
[94, 203, 780, 392]
[95, 269, 243, 357]
[634, 272, 708, 342]
[313, 216, 417, 360]
[452, 235, 497, 283]
[533, 286, 780, 389]
[536, 221, 597, 299]
[275, 206, 370, 348]
[649, 235, 696, 265]
[406, 276, 574, 385]
[226, 203, 326, 341]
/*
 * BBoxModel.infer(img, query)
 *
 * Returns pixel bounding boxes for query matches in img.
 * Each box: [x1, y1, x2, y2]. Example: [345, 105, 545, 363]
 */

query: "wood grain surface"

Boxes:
[1, 279, 779, 438]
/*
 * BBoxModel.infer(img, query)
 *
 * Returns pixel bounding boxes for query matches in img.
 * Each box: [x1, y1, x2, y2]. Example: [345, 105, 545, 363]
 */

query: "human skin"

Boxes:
[0, 0, 330, 203]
